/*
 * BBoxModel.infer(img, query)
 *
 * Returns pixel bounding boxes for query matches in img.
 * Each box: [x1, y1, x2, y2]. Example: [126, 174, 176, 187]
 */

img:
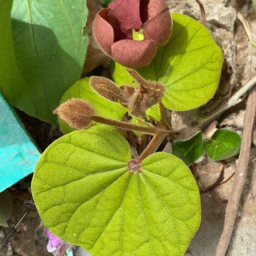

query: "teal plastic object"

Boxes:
[0, 92, 40, 192]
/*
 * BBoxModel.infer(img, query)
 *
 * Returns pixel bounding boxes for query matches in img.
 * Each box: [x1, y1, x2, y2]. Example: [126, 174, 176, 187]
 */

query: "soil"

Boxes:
[1, 0, 256, 256]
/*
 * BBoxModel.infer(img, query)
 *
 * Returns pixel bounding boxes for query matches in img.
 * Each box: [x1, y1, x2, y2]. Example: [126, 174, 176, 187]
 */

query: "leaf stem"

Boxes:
[91, 116, 172, 136]
[137, 132, 167, 163]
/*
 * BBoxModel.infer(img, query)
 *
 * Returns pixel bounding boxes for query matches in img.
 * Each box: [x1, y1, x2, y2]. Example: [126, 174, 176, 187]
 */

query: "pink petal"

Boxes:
[147, 0, 169, 20]
[93, 9, 114, 56]
[44, 228, 63, 252]
[143, 9, 172, 45]
[111, 39, 157, 68]
[107, 0, 142, 40]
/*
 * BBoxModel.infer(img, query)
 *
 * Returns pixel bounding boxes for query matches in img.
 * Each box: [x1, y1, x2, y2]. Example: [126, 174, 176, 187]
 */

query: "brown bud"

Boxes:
[126, 69, 166, 118]
[89, 70, 165, 119]
[53, 99, 95, 129]
[89, 76, 125, 102]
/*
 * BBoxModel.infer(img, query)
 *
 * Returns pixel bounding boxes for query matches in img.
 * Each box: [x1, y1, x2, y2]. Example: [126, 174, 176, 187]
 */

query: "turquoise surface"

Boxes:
[0, 92, 40, 192]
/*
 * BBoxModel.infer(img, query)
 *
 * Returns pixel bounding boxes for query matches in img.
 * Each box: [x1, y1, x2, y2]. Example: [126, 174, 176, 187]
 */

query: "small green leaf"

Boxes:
[204, 129, 241, 161]
[0, 190, 13, 227]
[0, 0, 88, 125]
[252, 43, 256, 49]
[172, 131, 203, 165]
[59, 77, 127, 134]
[32, 126, 201, 256]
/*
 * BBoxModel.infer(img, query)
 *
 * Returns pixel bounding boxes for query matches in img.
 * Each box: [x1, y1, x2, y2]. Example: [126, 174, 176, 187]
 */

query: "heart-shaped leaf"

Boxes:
[58, 77, 127, 134]
[0, 0, 88, 125]
[172, 131, 203, 165]
[32, 125, 201, 256]
[0, 92, 41, 192]
[111, 13, 223, 112]
[204, 129, 241, 161]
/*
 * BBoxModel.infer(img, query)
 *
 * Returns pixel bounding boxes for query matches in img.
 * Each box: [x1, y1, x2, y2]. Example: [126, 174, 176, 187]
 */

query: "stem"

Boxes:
[159, 102, 172, 130]
[91, 115, 171, 135]
[137, 132, 167, 163]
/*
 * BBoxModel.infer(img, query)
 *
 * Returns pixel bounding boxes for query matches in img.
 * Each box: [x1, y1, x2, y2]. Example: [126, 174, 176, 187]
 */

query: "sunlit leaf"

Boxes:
[111, 14, 223, 112]
[32, 125, 201, 256]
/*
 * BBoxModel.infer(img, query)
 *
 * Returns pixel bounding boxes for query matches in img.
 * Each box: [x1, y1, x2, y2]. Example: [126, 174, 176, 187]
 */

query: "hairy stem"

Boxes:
[91, 116, 172, 135]
[137, 132, 167, 163]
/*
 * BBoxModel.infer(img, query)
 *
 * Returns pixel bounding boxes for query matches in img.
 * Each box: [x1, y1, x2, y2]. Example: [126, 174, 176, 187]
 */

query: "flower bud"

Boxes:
[53, 99, 95, 129]
[93, 0, 172, 68]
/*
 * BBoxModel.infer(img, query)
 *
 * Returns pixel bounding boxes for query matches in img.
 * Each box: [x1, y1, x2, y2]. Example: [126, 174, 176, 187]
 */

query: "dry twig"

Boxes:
[195, 0, 207, 27]
[215, 86, 256, 256]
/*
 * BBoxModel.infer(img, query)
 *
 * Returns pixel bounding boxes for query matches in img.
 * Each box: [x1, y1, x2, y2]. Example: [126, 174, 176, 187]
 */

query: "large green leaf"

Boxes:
[111, 14, 223, 112]
[138, 13, 223, 111]
[172, 131, 203, 165]
[32, 125, 201, 256]
[204, 129, 241, 161]
[0, 0, 88, 125]
[59, 77, 127, 134]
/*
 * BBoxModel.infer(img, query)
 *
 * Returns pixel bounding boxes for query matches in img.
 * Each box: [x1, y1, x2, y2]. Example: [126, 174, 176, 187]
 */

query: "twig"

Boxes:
[237, 12, 256, 48]
[215, 87, 256, 256]
[0, 209, 29, 247]
[195, 0, 207, 27]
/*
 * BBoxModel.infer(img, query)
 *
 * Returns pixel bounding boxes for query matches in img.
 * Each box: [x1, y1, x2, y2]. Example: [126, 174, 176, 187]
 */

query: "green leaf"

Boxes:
[172, 131, 203, 165]
[58, 77, 127, 134]
[111, 14, 223, 112]
[204, 129, 241, 161]
[32, 125, 201, 256]
[110, 61, 137, 87]
[145, 104, 161, 121]
[0, 0, 88, 125]
[137, 13, 223, 111]
[0, 190, 13, 227]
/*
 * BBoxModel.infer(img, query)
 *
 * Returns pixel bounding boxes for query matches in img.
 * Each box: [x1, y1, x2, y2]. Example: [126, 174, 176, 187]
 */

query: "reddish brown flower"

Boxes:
[93, 0, 172, 68]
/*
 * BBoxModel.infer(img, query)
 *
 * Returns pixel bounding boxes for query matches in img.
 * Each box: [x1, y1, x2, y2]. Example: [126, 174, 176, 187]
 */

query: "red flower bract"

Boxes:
[93, 0, 172, 68]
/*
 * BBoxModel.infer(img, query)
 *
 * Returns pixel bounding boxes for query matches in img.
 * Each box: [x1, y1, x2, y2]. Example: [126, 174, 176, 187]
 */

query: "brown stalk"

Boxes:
[137, 132, 167, 163]
[91, 116, 172, 136]
[215, 87, 256, 256]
